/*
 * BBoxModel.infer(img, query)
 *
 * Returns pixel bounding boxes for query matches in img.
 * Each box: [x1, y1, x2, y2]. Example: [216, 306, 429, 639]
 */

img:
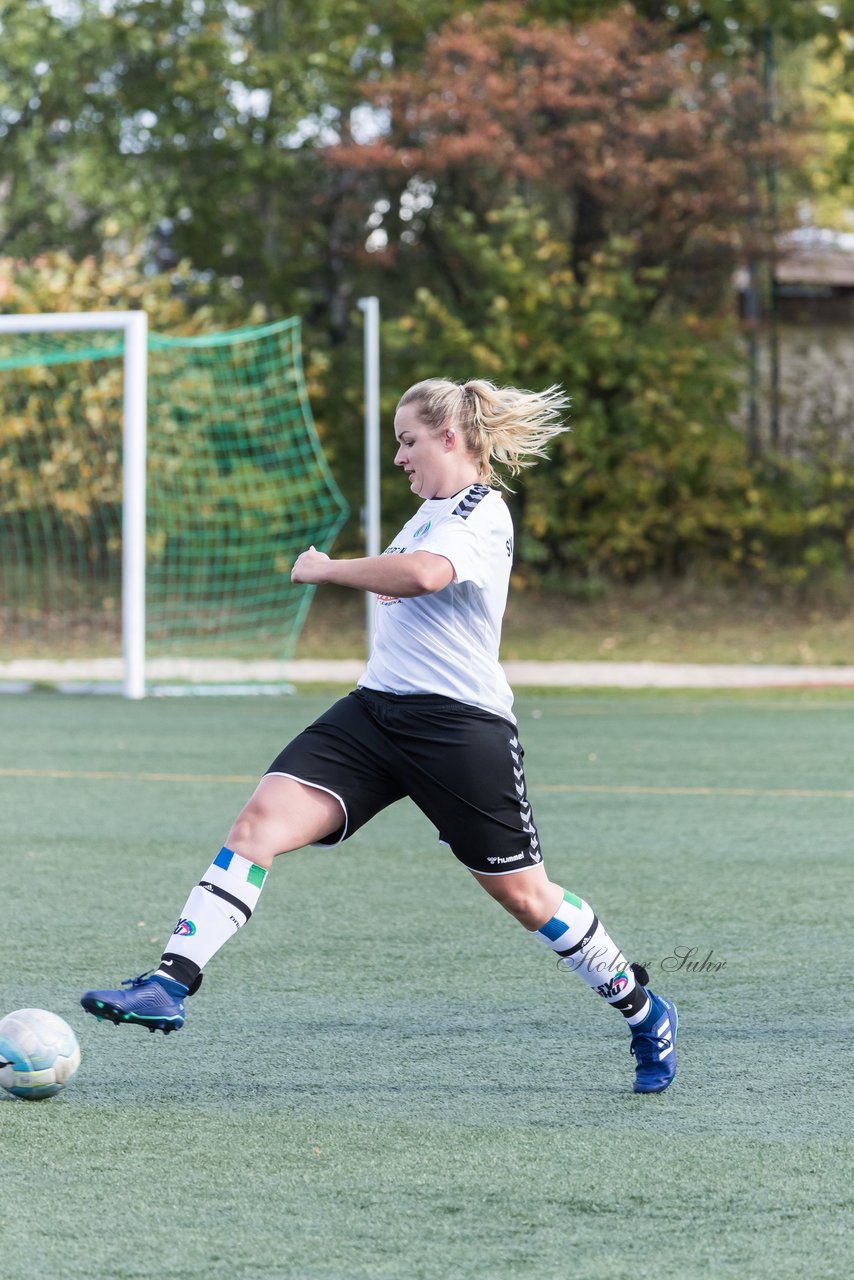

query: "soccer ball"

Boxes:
[0, 1008, 81, 1100]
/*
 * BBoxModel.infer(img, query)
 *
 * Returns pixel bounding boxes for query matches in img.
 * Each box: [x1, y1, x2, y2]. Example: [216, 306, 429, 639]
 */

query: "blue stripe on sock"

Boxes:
[214, 847, 234, 871]
[538, 916, 570, 942]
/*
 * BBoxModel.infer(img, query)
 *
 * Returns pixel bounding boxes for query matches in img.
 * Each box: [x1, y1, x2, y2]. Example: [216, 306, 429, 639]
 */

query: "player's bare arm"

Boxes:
[291, 547, 454, 596]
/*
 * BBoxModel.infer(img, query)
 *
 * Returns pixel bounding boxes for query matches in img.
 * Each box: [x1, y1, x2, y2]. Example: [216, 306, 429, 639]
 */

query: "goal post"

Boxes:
[357, 296, 381, 656]
[0, 311, 350, 697]
[0, 311, 148, 698]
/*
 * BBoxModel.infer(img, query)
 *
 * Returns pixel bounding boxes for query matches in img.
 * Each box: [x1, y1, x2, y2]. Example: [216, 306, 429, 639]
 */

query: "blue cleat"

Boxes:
[81, 971, 188, 1034]
[630, 992, 678, 1094]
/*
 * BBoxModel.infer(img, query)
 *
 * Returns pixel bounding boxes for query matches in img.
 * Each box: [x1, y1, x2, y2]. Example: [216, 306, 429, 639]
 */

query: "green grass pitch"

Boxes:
[2, 689, 853, 1279]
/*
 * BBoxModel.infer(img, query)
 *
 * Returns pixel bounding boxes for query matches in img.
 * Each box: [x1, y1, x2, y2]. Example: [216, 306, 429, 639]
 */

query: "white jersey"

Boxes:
[358, 484, 516, 722]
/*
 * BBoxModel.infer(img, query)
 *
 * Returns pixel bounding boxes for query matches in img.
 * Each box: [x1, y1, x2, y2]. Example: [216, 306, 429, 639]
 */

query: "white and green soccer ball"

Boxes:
[0, 1008, 81, 1100]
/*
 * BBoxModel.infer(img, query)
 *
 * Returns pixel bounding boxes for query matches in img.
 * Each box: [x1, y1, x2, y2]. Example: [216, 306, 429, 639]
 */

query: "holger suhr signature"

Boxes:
[639, 945, 726, 974]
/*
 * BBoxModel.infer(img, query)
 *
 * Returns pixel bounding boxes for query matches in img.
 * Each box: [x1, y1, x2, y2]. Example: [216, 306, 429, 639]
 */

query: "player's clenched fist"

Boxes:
[291, 546, 331, 584]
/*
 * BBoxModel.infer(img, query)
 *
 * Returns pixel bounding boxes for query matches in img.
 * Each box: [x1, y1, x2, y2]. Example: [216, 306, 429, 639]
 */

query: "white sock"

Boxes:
[533, 889, 651, 1024]
[155, 847, 268, 989]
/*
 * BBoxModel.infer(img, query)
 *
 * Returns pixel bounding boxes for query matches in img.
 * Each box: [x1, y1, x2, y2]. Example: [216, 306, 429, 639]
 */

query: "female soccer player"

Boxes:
[82, 377, 678, 1094]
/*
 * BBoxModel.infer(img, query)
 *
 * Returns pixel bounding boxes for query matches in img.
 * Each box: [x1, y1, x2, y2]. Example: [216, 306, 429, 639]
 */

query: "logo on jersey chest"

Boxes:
[412, 520, 432, 540]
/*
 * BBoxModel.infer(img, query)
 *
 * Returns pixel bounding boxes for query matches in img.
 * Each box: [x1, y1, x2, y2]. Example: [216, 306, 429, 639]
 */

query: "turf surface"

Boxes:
[2, 690, 853, 1279]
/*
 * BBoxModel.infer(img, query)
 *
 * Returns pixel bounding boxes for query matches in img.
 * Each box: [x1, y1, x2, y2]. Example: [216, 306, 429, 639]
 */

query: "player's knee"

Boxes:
[492, 882, 555, 930]
[226, 808, 251, 846]
[225, 799, 282, 866]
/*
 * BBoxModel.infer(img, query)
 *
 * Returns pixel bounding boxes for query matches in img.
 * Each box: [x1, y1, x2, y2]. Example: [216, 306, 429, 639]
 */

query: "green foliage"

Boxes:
[0, 248, 259, 330]
[2, 0, 852, 316]
[798, 49, 854, 226]
[531, 0, 854, 57]
[378, 201, 854, 592]
[0, 0, 114, 257]
[380, 203, 748, 578]
[2, 0, 853, 597]
[743, 448, 854, 595]
[0, 231, 851, 599]
[0, 0, 481, 311]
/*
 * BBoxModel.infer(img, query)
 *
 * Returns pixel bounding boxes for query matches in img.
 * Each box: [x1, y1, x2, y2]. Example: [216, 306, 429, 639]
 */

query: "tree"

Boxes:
[532, 0, 854, 59]
[0, 0, 118, 256]
[0, 0, 483, 318]
[797, 49, 854, 226]
[332, 3, 793, 310]
[372, 200, 754, 580]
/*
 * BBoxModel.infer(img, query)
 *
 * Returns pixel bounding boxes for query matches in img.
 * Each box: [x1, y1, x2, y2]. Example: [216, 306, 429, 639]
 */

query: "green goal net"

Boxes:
[0, 316, 349, 670]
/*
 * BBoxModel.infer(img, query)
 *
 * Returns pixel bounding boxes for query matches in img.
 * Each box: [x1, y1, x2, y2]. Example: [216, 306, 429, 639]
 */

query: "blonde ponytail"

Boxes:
[397, 377, 569, 487]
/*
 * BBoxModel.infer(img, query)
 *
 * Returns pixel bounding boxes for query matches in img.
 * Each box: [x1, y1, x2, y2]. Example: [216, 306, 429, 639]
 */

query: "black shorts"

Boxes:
[265, 688, 543, 876]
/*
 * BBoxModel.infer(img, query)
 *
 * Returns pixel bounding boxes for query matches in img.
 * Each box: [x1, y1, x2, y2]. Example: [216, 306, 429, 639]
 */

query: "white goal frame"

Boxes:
[357, 296, 381, 654]
[0, 304, 381, 699]
[0, 311, 149, 699]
